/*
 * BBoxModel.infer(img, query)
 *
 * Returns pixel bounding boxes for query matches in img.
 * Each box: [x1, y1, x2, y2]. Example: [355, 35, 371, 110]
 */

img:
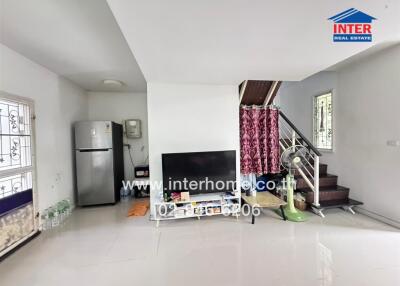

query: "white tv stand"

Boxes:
[153, 192, 241, 227]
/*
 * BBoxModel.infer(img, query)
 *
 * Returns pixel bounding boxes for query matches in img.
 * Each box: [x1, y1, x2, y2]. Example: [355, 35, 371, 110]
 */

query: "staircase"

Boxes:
[238, 80, 362, 217]
[279, 111, 362, 217]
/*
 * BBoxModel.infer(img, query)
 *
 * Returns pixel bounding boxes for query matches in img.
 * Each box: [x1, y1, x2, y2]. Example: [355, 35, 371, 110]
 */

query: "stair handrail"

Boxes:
[278, 110, 321, 207]
[278, 111, 322, 156]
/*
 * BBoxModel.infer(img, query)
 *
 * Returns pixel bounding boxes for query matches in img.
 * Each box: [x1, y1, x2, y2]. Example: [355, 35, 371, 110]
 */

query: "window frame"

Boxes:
[0, 91, 38, 230]
[312, 90, 334, 152]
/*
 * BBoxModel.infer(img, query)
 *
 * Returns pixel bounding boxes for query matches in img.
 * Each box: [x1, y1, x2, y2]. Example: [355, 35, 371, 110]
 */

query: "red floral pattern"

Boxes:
[240, 107, 280, 175]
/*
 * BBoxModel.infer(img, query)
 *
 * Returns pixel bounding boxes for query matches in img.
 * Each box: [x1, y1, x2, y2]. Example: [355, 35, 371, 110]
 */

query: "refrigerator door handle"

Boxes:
[78, 148, 111, 152]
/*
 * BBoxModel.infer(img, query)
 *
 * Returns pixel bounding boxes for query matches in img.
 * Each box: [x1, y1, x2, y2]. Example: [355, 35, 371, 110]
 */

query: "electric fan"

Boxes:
[279, 145, 309, 222]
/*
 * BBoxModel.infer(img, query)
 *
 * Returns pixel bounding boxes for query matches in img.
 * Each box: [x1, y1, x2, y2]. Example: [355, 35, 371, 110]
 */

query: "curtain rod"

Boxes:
[240, 104, 280, 110]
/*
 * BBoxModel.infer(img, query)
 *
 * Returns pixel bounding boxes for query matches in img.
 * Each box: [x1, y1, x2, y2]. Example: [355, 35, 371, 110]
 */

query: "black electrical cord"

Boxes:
[123, 144, 135, 168]
[127, 146, 135, 169]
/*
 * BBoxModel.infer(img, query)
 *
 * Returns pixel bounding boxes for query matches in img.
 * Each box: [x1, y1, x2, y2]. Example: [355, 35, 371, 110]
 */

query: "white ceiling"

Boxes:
[107, 0, 400, 84]
[326, 41, 400, 71]
[0, 0, 147, 92]
[1, 1, 399, 90]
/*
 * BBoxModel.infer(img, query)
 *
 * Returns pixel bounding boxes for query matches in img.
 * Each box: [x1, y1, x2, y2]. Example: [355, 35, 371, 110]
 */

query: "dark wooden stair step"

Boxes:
[313, 198, 363, 209]
[297, 185, 350, 204]
[295, 174, 337, 189]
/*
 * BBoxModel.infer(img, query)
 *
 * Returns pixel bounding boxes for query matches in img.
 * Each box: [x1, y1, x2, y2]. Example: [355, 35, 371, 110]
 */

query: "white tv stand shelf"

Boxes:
[154, 192, 241, 226]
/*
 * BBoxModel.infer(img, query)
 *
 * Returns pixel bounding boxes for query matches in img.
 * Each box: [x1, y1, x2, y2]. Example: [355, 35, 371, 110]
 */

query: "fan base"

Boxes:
[277, 206, 308, 222]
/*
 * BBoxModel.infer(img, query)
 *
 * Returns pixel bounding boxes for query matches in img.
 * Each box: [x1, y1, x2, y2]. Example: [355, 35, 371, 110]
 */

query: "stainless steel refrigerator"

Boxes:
[74, 121, 124, 206]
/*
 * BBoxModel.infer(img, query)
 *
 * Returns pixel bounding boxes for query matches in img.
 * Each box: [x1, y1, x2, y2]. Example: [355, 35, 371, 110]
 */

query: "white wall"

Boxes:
[279, 45, 400, 224]
[278, 72, 338, 140]
[147, 83, 239, 217]
[0, 43, 88, 211]
[87, 92, 148, 181]
[278, 71, 338, 164]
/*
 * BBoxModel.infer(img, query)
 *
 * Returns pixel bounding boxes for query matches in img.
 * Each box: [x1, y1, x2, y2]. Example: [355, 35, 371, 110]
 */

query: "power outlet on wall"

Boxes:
[387, 140, 400, 147]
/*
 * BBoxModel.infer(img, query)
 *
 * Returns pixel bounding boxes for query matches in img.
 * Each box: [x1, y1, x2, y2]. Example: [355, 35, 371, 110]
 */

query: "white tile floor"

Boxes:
[1, 200, 399, 286]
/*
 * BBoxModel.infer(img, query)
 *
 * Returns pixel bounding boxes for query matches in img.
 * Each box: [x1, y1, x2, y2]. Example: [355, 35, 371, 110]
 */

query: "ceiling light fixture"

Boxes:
[102, 79, 124, 87]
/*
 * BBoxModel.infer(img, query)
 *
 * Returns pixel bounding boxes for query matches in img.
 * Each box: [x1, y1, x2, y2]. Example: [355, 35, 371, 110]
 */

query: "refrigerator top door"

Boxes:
[75, 121, 113, 150]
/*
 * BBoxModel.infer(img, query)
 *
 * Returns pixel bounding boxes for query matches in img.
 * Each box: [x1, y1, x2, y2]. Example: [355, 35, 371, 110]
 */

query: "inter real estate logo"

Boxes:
[328, 8, 377, 42]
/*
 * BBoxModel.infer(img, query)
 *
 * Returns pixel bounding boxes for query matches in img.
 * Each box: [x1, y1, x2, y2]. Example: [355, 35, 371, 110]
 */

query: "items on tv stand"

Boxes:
[154, 192, 241, 226]
[156, 150, 239, 225]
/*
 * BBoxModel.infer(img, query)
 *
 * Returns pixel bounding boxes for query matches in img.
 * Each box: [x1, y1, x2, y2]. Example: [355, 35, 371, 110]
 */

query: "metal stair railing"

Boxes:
[279, 111, 322, 208]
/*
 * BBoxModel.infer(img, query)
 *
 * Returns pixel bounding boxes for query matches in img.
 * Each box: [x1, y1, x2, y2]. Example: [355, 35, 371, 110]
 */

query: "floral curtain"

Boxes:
[240, 106, 280, 175]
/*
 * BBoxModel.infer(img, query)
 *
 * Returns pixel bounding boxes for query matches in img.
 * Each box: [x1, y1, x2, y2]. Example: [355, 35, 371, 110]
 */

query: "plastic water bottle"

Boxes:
[120, 187, 126, 200]
[56, 202, 65, 223]
[65, 199, 72, 216]
[121, 187, 130, 201]
[41, 210, 51, 230]
[63, 200, 69, 217]
[40, 212, 46, 230]
[54, 209, 59, 227]
[46, 207, 53, 228]
[40, 199, 73, 231]
[48, 207, 59, 227]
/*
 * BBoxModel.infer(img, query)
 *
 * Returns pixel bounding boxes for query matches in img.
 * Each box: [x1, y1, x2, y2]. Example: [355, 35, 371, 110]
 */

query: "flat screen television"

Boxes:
[162, 150, 236, 194]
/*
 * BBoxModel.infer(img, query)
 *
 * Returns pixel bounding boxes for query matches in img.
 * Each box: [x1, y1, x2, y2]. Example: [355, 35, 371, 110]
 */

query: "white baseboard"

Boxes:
[355, 206, 400, 229]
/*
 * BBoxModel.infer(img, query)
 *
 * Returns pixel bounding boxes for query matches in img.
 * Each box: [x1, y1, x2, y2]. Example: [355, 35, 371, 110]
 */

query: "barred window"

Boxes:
[313, 92, 333, 151]
[0, 97, 33, 199]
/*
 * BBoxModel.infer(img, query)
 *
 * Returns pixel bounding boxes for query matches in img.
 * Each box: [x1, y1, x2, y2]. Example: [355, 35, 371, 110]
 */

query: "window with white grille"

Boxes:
[313, 92, 333, 151]
[0, 97, 33, 199]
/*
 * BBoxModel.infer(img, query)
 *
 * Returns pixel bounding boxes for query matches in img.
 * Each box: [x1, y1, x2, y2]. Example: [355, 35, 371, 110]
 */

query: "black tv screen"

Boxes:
[162, 150, 236, 194]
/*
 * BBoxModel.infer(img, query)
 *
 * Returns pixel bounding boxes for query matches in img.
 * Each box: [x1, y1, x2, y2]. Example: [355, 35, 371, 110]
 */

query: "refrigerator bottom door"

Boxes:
[76, 149, 116, 206]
